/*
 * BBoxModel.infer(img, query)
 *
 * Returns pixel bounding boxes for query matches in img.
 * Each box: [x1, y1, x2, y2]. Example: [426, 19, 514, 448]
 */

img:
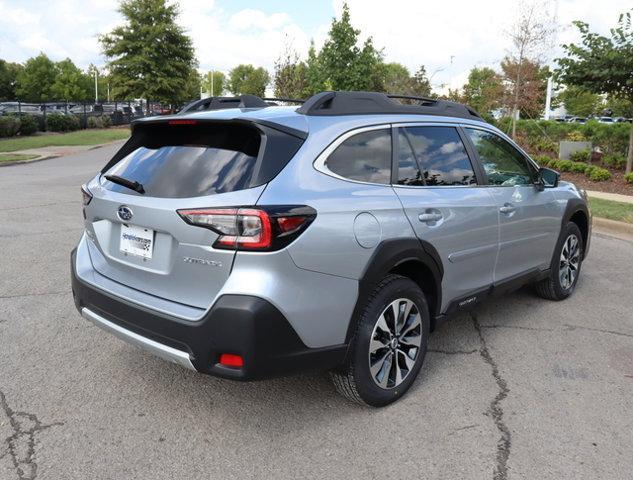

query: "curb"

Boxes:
[593, 216, 633, 242]
[0, 140, 123, 168]
[0, 154, 59, 167]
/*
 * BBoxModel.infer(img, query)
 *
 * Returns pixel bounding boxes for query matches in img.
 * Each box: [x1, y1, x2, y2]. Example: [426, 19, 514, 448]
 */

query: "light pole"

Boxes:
[94, 69, 98, 103]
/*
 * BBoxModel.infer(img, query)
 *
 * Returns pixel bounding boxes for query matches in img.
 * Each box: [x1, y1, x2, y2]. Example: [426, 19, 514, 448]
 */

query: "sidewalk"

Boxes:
[0, 142, 121, 166]
[586, 190, 633, 204]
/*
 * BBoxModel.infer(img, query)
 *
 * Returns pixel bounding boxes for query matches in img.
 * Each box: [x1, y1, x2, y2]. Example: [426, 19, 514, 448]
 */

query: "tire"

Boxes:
[331, 274, 430, 407]
[535, 222, 584, 301]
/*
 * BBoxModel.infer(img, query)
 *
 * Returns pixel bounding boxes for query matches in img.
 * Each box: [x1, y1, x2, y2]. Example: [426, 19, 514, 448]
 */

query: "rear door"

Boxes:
[392, 124, 499, 312]
[463, 127, 560, 282]
[83, 120, 302, 310]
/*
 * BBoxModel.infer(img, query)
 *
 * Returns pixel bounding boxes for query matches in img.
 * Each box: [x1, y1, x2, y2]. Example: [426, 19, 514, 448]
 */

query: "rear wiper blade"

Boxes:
[104, 174, 145, 194]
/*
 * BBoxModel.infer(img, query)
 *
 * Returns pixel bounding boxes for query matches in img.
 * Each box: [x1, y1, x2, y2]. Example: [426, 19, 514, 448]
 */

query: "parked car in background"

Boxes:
[598, 116, 615, 124]
[72, 91, 591, 406]
[0, 102, 43, 116]
[568, 117, 587, 124]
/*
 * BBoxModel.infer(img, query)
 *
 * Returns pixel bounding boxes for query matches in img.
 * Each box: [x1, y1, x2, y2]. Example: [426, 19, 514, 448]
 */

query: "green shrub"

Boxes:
[551, 160, 567, 170]
[86, 116, 101, 128]
[532, 138, 557, 153]
[47, 113, 80, 132]
[86, 115, 112, 129]
[18, 115, 38, 136]
[0, 115, 21, 137]
[570, 149, 590, 162]
[602, 153, 626, 170]
[556, 160, 574, 172]
[587, 167, 611, 181]
[625, 172, 633, 184]
[570, 162, 588, 173]
[567, 131, 586, 142]
[534, 155, 553, 166]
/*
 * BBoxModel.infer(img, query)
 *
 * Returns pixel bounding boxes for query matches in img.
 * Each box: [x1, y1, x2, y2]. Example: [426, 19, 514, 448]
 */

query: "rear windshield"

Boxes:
[101, 121, 303, 198]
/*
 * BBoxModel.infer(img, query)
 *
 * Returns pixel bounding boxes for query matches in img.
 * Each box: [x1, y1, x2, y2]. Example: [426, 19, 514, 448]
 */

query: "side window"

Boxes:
[324, 129, 391, 184]
[465, 128, 535, 186]
[397, 126, 477, 186]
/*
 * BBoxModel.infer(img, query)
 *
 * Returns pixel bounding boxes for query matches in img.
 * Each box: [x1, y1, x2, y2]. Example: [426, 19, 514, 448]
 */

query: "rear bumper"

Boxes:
[71, 249, 347, 380]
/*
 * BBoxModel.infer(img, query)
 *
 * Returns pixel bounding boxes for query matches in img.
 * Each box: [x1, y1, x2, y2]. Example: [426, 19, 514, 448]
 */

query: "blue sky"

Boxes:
[0, 0, 631, 93]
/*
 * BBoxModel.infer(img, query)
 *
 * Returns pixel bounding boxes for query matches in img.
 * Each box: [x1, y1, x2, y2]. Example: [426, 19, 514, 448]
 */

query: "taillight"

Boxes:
[177, 206, 316, 251]
[81, 185, 92, 206]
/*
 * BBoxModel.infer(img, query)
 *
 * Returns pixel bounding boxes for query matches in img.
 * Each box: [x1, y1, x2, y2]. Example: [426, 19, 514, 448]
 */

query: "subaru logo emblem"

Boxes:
[117, 205, 133, 222]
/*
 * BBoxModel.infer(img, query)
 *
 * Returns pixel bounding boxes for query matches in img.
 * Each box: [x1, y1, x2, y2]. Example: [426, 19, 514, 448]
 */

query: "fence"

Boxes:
[0, 99, 185, 131]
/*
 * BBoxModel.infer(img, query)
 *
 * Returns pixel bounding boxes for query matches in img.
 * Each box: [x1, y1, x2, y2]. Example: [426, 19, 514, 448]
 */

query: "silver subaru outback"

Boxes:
[71, 91, 590, 407]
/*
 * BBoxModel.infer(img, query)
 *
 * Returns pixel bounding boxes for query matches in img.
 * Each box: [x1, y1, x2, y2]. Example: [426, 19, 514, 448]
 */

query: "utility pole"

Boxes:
[211, 70, 214, 96]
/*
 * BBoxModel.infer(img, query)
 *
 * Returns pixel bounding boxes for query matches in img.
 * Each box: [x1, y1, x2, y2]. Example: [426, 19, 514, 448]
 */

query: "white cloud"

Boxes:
[333, 0, 632, 92]
[0, 0, 631, 96]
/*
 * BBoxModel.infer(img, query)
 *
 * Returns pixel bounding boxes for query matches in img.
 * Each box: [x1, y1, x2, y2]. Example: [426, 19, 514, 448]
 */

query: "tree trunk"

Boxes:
[627, 121, 633, 175]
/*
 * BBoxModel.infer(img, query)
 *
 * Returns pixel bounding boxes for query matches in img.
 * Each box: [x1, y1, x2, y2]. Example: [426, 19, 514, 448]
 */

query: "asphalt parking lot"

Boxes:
[1, 143, 632, 480]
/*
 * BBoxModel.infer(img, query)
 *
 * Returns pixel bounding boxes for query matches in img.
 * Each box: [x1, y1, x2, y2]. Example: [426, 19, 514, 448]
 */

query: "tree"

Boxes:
[605, 95, 633, 118]
[373, 62, 410, 93]
[0, 60, 23, 101]
[506, 1, 556, 138]
[410, 66, 431, 97]
[305, 41, 327, 94]
[201, 71, 225, 96]
[227, 65, 270, 96]
[100, 0, 197, 106]
[317, 3, 383, 91]
[556, 10, 633, 173]
[502, 58, 549, 120]
[51, 58, 91, 101]
[273, 42, 309, 99]
[16, 53, 57, 102]
[558, 85, 601, 117]
[462, 67, 504, 114]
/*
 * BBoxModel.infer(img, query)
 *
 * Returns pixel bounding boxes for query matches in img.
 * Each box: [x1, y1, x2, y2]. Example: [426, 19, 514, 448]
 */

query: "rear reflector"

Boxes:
[219, 353, 244, 368]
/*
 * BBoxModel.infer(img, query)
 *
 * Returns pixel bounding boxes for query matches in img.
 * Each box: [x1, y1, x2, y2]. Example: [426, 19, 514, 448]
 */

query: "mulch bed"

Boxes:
[561, 169, 633, 196]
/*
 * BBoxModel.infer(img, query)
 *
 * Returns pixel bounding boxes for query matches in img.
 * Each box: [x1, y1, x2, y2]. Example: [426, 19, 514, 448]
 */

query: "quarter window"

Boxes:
[397, 126, 476, 186]
[465, 128, 535, 186]
[324, 129, 392, 184]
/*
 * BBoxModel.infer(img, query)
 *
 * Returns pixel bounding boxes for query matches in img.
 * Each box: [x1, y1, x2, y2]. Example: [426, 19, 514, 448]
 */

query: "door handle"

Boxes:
[499, 204, 516, 214]
[418, 213, 443, 223]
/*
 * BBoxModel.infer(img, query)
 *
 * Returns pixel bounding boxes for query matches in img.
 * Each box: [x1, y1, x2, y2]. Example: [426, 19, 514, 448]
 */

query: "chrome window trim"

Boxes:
[313, 120, 541, 190]
[313, 124, 392, 186]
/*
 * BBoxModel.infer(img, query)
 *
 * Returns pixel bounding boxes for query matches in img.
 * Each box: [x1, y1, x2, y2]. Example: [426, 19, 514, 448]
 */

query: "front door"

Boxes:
[463, 127, 561, 283]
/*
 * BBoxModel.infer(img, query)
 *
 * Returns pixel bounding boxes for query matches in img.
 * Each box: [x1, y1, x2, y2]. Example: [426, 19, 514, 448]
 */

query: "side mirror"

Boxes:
[538, 167, 560, 189]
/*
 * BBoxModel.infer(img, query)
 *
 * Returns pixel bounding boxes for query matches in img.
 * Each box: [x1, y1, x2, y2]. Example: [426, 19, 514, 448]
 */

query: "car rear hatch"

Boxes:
[82, 118, 304, 312]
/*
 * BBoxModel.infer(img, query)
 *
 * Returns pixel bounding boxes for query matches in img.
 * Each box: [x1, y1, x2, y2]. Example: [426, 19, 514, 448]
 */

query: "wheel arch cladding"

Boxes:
[563, 198, 590, 259]
[346, 238, 443, 342]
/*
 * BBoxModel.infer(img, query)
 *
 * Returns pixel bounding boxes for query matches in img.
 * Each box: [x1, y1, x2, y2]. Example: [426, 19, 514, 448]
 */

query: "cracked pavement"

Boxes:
[1, 144, 632, 479]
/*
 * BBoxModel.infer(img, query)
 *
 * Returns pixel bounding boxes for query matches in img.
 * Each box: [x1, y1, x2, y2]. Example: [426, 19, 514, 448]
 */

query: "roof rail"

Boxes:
[262, 97, 305, 105]
[296, 91, 482, 120]
[179, 94, 269, 113]
[177, 91, 482, 121]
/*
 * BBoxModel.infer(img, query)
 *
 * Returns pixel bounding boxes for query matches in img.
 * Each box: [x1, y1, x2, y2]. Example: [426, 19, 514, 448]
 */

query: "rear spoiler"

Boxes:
[101, 118, 306, 174]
